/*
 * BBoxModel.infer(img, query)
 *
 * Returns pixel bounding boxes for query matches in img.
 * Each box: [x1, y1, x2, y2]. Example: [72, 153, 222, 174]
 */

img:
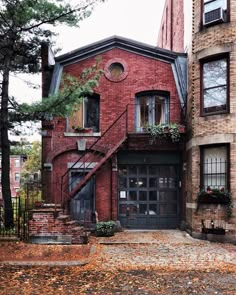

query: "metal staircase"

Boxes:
[60, 108, 127, 206]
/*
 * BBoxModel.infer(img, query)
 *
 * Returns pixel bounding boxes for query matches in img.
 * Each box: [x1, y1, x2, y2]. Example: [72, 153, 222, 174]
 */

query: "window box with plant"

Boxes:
[72, 125, 93, 133]
[197, 187, 233, 218]
[147, 123, 185, 142]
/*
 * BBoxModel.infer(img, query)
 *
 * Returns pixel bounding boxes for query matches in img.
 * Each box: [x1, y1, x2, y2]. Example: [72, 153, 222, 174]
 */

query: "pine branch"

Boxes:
[20, 0, 98, 32]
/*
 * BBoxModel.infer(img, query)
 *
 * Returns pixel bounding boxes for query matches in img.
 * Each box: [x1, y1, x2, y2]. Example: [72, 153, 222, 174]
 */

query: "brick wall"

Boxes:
[185, 0, 236, 239]
[157, 0, 184, 52]
[42, 47, 182, 221]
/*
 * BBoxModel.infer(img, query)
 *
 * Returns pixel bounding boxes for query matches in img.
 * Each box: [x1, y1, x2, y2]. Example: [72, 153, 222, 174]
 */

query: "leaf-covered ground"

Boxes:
[0, 266, 235, 294]
[0, 231, 235, 294]
[0, 242, 90, 262]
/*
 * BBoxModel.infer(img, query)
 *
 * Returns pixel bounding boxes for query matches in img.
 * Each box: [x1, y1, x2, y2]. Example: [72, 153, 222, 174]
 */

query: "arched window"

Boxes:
[135, 92, 169, 132]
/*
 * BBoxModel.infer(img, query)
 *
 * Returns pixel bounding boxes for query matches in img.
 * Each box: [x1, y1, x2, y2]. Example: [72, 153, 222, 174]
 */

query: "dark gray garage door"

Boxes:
[118, 164, 180, 229]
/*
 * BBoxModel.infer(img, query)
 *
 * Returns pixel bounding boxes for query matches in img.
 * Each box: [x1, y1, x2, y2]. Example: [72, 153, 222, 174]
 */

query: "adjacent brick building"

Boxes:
[159, 0, 236, 242]
[0, 155, 24, 203]
[41, 36, 187, 230]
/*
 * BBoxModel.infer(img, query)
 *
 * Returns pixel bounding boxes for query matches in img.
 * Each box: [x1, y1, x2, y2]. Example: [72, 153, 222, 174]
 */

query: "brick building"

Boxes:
[159, 0, 236, 242]
[0, 155, 24, 203]
[41, 37, 187, 229]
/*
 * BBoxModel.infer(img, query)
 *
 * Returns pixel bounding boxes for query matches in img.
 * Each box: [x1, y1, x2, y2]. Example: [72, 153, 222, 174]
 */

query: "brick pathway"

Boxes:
[92, 230, 236, 271]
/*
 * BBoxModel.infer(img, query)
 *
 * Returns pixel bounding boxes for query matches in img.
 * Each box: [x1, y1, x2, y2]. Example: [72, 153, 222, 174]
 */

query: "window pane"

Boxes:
[139, 96, 149, 127]
[139, 191, 147, 201]
[119, 177, 127, 189]
[139, 204, 147, 215]
[129, 178, 137, 188]
[204, 0, 227, 12]
[149, 177, 157, 188]
[154, 95, 167, 124]
[149, 191, 157, 201]
[129, 191, 137, 201]
[84, 97, 100, 132]
[203, 86, 227, 110]
[203, 146, 227, 189]
[138, 178, 147, 188]
[149, 204, 157, 215]
[203, 59, 227, 89]
[159, 191, 177, 202]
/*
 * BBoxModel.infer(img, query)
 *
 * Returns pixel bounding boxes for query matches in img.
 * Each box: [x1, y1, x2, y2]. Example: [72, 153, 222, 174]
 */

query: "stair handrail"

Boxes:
[60, 107, 128, 205]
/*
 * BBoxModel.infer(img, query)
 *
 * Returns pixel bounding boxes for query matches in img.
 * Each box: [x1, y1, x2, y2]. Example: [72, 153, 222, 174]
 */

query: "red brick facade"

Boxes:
[157, 0, 184, 52]
[0, 155, 24, 202]
[41, 37, 187, 230]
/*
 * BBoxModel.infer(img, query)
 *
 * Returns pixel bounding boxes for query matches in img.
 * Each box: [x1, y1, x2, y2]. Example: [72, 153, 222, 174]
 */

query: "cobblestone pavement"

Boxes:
[93, 230, 236, 271]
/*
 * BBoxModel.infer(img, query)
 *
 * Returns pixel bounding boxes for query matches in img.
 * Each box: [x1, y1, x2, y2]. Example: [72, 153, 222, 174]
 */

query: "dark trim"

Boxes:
[200, 143, 230, 191]
[200, 53, 229, 116]
[136, 90, 170, 98]
[55, 36, 187, 66]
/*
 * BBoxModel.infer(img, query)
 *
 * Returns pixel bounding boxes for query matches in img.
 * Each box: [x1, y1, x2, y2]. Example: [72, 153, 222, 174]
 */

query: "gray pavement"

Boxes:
[93, 230, 236, 271]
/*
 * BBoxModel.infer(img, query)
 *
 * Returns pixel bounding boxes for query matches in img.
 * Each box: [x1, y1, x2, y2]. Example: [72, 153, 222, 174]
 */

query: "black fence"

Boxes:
[0, 198, 29, 240]
[0, 181, 42, 241]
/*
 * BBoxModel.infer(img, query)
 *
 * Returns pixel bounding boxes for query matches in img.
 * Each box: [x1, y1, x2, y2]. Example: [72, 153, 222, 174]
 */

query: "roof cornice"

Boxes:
[55, 35, 187, 66]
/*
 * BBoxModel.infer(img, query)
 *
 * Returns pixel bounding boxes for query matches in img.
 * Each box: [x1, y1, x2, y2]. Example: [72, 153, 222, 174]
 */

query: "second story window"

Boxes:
[15, 159, 20, 167]
[68, 94, 100, 133]
[201, 55, 228, 115]
[15, 173, 20, 182]
[203, 0, 228, 26]
[136, 93, 169, 132]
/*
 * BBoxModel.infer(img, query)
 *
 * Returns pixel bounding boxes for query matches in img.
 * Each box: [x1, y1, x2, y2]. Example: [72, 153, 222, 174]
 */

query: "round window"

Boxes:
[108, 63, 124, 79]
[104, 58, 128, 82]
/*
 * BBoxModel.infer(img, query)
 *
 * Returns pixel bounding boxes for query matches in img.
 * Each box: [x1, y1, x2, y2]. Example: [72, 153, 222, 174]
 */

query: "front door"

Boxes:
[70, 172, 95, 222]
[118, 164, 180, 229]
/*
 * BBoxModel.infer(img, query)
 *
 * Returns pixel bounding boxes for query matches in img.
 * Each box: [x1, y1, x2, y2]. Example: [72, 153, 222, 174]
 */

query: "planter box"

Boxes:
[202, 228, 225, 235]
[198, 193, 230, 204]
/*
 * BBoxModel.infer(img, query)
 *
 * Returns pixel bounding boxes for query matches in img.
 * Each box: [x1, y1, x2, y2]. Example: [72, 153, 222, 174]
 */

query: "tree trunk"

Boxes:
[0, 55, 14, 228]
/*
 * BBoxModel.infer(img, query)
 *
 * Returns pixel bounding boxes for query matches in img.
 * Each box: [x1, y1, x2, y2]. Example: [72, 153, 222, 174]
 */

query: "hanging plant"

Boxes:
[147, 123, 181, 142]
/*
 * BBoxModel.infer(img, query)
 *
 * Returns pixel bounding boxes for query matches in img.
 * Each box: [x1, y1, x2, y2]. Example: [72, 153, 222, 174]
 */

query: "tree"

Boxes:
[0, 0, 105, 228]
[21, 141, 41, 182]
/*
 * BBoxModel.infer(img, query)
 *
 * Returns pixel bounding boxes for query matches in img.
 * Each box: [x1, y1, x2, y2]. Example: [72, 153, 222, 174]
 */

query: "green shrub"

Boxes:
[95, 221, 115, 237]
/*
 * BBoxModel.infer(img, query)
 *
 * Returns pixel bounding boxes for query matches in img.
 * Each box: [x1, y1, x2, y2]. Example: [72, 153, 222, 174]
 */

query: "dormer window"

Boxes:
[203, 0, 228, 26]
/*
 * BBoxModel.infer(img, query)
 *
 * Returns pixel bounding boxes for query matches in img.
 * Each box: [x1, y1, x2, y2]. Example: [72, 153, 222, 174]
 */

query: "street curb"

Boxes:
[0, 259, 89, 266]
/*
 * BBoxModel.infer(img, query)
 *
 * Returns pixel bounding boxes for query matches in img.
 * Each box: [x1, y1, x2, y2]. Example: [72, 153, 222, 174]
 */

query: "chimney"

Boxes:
[41, 42, 55, 98]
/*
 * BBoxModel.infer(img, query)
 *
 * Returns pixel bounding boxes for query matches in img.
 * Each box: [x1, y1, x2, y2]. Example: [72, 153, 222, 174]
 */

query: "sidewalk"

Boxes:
[93, 230, 236, 271]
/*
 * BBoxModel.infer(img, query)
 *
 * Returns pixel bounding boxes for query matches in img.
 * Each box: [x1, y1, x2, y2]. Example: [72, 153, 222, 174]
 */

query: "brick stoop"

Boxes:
[28, 204, 89, 244]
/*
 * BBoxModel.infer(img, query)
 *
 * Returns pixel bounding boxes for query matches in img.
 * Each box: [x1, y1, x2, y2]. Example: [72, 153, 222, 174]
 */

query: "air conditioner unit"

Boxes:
[203, 7, 226, 26]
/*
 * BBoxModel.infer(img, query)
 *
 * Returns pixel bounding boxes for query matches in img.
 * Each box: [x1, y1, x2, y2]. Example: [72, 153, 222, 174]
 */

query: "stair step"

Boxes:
[71, 226, 84, 231]
[57, 215, 70, 221]
[65, 220, 78, 226]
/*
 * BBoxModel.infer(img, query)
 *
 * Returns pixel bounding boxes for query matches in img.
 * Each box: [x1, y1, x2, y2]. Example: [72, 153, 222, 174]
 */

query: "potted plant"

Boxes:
[95, 221, 116, 237]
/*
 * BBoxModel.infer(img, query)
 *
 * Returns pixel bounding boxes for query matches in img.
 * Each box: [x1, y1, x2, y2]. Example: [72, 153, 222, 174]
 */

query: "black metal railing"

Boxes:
[60, 108, 128, 206]
[0, 198, 27, 240]
[202, 158, 227, 190]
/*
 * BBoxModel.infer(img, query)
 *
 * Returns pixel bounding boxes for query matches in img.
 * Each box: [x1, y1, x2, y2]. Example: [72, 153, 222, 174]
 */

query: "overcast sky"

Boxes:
[10, 0, 166, 141]
[55, 0, 165, 54]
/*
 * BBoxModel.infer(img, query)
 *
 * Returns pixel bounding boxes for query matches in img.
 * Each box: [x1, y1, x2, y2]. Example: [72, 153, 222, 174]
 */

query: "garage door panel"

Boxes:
[118, 164, 181, 229]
